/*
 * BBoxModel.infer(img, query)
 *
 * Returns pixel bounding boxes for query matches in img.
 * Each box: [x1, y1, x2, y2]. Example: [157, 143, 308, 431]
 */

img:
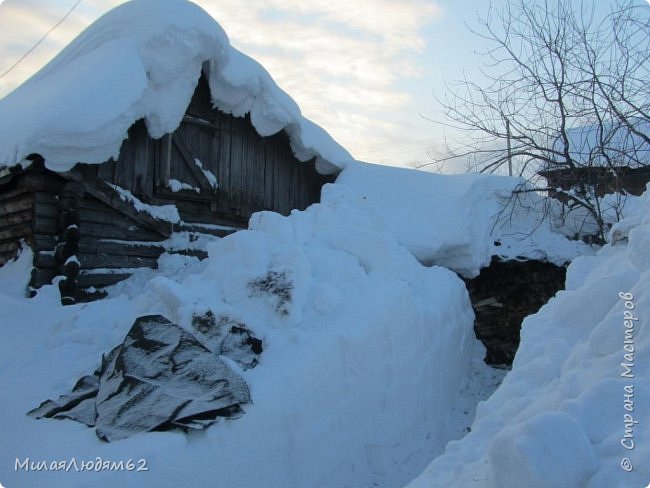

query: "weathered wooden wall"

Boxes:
[1, 73, 335, 303]
[52, 179, 239, 302]
[60, 185, 166, 302]
[0, 184, 33, 266]
[0, 164, 64, 290]
[91, 74, 332, 227]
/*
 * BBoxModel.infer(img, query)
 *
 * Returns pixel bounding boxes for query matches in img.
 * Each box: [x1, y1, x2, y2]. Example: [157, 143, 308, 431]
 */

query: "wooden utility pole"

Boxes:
[506, 119, 512, 176]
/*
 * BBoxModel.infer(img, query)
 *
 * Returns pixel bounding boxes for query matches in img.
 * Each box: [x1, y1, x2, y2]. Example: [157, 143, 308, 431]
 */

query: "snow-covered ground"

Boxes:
[1, 173, 647, 488]
[408, 186, 650, 488]
[0, 180, 500, 488]
[0, 0, 647, 486]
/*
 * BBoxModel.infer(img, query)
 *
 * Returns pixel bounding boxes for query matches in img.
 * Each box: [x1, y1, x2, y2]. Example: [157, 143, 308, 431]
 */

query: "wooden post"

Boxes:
[163, 133, 172, 185]
[506, 119, 513, 177]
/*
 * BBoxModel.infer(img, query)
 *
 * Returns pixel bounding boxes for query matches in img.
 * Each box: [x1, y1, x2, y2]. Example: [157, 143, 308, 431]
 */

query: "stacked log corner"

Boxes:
[0, 180, 34, 268]
[0, 160, 65, 298]
[56, 182, 83, 305]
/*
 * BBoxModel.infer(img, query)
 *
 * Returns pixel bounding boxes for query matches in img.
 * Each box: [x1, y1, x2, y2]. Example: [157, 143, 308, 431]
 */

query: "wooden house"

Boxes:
[0, 73, 337, 303]
[0, 2, 350, 304]
[539, 120, 650, 202]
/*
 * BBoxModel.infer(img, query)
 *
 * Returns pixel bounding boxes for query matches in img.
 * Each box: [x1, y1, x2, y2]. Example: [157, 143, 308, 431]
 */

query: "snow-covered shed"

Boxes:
[538, 120, 650, 200]
[0, 0, 353, 303]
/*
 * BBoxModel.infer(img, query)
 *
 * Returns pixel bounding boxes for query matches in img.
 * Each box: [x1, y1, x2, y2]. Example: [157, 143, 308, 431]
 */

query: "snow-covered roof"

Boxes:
[0, 0, 354, 176]
[548, 118, 650, 169]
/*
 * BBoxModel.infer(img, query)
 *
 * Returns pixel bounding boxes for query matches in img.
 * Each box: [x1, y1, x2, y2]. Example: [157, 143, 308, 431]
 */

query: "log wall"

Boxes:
[57, 187, 238, 303]
[0, 190, 33, 266]
[0, 164, 64, 291]
[55, 183, 167, 302]
[1, 167, 240, 303]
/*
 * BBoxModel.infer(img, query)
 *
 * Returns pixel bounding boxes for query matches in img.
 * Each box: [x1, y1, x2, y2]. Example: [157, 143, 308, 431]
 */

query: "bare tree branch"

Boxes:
[426, 0, 650, 242]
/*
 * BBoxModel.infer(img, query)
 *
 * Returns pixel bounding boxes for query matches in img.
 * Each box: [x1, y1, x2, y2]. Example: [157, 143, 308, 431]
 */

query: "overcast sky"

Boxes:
[0, 0, 646, 170]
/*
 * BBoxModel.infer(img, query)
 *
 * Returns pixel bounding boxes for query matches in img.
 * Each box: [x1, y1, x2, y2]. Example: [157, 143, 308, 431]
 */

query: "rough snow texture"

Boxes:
[335, 162, 591, 277]
[0, 183, 477, 488]
[0, 0, 353, 175]
[407, 187, 650, 487]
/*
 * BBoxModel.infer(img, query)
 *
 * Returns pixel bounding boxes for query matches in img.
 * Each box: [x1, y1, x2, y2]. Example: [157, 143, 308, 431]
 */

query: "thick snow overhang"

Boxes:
[0, 0, 354, 178]
[334, 162, 591, 277]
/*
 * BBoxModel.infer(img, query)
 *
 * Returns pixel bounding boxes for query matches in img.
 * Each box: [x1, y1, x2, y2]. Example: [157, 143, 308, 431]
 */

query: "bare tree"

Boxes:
[428, 0, 650, 242]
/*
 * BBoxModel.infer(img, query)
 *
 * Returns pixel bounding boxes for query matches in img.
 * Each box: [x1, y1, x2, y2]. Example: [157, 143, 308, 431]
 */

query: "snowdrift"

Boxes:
[336, 162, 590, 277]
[1, 155, 639, 487]
[407, 186, 650, 487]
[0, 184, 478, 488]
[0, 0, 353, 175]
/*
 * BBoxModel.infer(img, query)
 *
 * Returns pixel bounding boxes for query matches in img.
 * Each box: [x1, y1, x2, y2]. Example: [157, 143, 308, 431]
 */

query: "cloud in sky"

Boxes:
[0, 0, 442, 166]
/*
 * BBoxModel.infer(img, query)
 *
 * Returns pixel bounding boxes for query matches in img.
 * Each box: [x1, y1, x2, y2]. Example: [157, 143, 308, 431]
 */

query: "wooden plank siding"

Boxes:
[91, 73, 332, 228]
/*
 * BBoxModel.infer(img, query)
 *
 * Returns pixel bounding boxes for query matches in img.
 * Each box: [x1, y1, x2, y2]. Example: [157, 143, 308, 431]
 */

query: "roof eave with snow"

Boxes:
[0, 0, 353, 177]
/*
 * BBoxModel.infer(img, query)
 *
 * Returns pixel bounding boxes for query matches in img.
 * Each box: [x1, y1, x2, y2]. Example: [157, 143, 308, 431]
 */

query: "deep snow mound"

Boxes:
[335, 162, 590, 277]
[0, 183, 479, 488]
[406, 186, 650, 487]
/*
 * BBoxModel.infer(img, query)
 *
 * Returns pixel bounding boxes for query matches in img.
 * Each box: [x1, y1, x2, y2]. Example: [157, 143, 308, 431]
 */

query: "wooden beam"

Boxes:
[77, 221, 162, 242]
[0, 209, 32, 227]
[173, 222, 239, 238]
[0, 241, 20, 254]
[33, 216, 58, 235]
[76, 289, 109, 303]
[33, 201, 59, 219]
[78, 239, 165, 258]
[76, 252, 158, 270]
[77, 272, 132, 289]
[78, 207, 138, 226]
[162, 134, 172, 185]
[0, 222, 31, 241]
[33, 235, 58, 251]
[29, 267, 57, 289]
[59, 278, 77, 305]
[172, 133, 215, 191]
[61, 172, 172, 238]
[182, 114, 218, 130]
[0, 172, 62, 200]
[33, 252, 57, 269]
[0, 196, 33, 215]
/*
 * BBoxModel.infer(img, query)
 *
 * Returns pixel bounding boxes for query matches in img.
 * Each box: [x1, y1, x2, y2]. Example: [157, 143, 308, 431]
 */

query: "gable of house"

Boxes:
[0, 0, 350, 304]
